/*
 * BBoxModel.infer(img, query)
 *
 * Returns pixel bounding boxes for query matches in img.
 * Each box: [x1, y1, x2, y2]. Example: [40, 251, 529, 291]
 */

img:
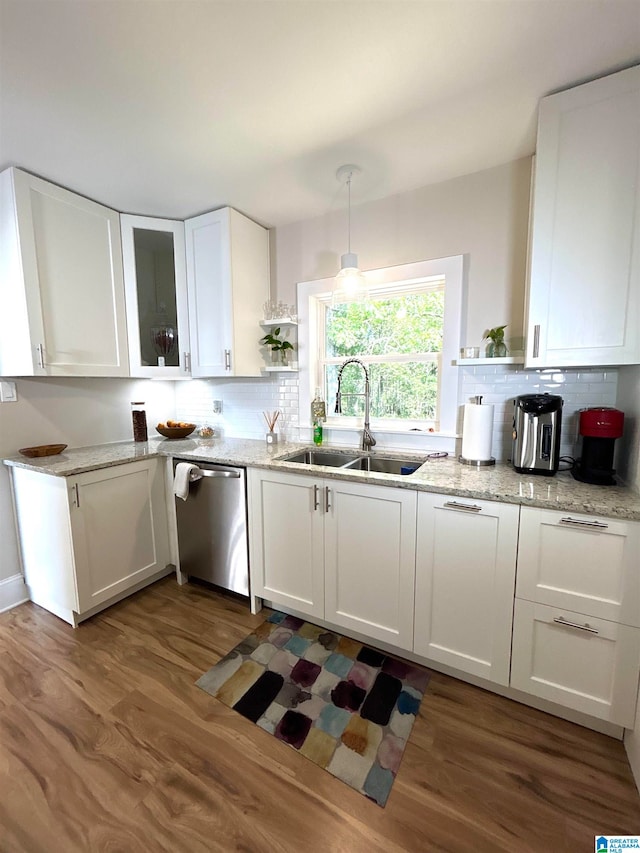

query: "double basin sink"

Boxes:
[278, 449, 425, 476]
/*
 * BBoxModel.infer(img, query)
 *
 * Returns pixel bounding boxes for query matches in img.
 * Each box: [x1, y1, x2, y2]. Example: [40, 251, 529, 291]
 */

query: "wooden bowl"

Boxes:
[19, 444, 68, 458]
[155, 425, 196, 439]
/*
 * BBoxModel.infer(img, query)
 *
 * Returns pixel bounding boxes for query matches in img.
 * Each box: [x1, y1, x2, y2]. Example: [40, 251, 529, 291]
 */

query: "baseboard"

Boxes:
[624, 731, 640, 795]
[74, 565, 173, 625]
[0, 573, 29, 613]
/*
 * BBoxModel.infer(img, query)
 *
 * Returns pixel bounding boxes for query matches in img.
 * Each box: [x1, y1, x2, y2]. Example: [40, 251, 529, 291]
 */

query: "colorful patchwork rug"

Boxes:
[196, 612, 431, 806]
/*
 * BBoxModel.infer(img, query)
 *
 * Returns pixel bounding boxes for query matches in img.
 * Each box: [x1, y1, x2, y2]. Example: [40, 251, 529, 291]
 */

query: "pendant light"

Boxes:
[334, 164, 368, 301]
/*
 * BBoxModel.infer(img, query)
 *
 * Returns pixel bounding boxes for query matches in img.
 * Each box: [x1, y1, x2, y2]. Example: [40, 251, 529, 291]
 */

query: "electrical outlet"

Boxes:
[0, 380, 17, 403]
[213, 399, 223, 414]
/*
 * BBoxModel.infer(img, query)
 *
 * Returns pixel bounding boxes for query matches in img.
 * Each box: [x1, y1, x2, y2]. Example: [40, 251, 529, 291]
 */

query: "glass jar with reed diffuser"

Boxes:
[264, 410, 281, 445]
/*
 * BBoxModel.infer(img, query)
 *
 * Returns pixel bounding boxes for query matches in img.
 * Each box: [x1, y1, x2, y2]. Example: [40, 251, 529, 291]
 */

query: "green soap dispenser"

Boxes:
[311, 387, 326, 446]
[313, 418, 323, 446]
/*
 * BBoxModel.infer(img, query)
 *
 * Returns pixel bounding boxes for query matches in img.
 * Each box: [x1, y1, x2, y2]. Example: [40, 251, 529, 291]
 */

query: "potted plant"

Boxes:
[483, 325, 508, 358]
[259, 327, 294, 366]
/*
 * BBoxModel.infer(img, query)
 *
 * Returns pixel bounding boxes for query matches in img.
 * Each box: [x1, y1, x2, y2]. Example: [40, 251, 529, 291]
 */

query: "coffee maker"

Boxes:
[512, 394, 563, 476]
[573, 407, 624, 485]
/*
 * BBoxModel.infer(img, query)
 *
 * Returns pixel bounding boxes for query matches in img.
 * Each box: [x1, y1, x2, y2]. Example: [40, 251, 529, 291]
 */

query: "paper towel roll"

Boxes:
[461, 402, 494, 461]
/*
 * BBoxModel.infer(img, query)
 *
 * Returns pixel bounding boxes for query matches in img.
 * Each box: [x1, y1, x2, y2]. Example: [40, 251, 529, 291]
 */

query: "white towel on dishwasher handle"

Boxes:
[173, 462, 202, 501]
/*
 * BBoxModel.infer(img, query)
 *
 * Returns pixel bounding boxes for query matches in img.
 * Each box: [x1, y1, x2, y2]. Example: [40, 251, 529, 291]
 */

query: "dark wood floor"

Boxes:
[0, 577, 638, 852]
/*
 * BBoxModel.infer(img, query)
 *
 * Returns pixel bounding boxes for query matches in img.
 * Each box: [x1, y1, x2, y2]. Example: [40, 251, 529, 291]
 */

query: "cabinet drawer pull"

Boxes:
[532, 324, 540, 358]
[37, 343, 45, 368]
[74, 483, 80, 508]
[224, 349, 231, 371]
[559, 517, 608, 530]
[313, 484, 320, 511]
[553, 616, 598, 635]
[443, 501, 482, 513]
[325, 486, 331, 512]
[183, 351, 191, 372]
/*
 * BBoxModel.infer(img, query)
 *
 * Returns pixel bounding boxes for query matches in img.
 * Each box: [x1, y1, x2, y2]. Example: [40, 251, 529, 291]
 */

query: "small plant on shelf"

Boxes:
[259, 327, 294, 366]
[483, 325, 508, 358]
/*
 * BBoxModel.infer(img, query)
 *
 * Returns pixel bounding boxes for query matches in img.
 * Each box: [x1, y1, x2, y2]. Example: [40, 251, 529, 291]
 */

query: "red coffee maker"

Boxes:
[573, 407, 624, 486]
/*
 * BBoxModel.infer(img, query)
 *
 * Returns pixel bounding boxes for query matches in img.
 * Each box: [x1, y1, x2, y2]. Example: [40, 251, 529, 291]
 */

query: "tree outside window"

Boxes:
[322, 285, 445, 427]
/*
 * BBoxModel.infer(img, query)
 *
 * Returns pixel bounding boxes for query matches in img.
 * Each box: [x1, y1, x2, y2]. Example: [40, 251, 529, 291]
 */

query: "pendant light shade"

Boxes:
[334, 165, 367, 301]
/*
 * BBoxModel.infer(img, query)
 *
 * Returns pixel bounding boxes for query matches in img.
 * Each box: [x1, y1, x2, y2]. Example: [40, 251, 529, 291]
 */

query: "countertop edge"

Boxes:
[3, 439, 640, 522]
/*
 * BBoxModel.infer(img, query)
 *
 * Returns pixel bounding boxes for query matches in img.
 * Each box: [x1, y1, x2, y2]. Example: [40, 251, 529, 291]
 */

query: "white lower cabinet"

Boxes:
[510, 600, 640, 728]
[248, 470, 417, 648]
[414, 493, 519, 685]
[516, 507, 640, 626]
[248, 468, 640, 730]
[248, 469, 325, 619]
[10, 459, 170, 626]
[511, 506, 640, 726]
[324, 479, 416, 648]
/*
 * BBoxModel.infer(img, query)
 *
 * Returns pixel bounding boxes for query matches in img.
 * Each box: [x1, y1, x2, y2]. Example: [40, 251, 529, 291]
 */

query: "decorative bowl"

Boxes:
[19, 444, 68, 458]
[155, 425, 196, 439]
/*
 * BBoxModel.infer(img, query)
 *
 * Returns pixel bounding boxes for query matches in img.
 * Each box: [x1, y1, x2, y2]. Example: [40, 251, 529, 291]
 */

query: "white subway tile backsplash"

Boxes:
[171, 362, 616, 463]
[458, 364, 618, 462]
[174, 374, 301, 442]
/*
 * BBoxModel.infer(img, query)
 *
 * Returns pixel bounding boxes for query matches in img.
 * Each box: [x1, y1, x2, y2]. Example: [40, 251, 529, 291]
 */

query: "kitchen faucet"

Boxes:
[334, 358, 377, 450]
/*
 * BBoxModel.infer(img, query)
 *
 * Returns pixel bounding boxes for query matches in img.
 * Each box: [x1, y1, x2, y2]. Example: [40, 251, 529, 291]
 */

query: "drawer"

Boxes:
[516, 507, 640, 625]
[510, 598, 640, 727]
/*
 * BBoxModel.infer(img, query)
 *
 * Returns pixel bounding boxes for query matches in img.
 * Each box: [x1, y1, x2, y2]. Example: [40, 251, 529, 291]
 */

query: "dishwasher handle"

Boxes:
[193, 468, 241, 479]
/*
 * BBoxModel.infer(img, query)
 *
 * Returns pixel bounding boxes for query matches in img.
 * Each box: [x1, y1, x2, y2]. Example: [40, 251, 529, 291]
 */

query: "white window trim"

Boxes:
[297, 255, 464, 438]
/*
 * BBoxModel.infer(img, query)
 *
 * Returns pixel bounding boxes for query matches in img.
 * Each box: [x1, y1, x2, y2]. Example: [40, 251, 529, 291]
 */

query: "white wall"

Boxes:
[620, 365, 640, 789]
[0, 377, 174, 583]
[616, 365, 640, 491]
[273, 157, 532, 351]
[270, 155, 621, 463]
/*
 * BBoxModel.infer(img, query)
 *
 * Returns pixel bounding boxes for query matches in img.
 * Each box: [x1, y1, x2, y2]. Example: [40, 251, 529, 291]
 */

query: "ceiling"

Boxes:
[1, 1, 639, 228]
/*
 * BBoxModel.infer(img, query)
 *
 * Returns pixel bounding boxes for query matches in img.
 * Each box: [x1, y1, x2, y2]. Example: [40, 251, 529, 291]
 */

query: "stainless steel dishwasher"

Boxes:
[173, 459, 249, 596]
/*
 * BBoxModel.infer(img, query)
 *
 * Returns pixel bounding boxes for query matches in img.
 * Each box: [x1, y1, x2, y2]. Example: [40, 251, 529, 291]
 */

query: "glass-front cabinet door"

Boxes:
[121, 214, 190, 377]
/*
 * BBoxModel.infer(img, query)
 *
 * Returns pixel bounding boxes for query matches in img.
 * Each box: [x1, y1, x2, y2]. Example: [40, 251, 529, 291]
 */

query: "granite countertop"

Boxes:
[4, 437, 640, 521]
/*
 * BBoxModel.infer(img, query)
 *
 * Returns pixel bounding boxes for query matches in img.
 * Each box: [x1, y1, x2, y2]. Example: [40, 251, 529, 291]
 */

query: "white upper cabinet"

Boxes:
[0, 168, 129, 377]
[122, 207, 269, 378]
[121, 215, 190, 378]
[185, 207, 269, 377]
[525, 65, 640, 368]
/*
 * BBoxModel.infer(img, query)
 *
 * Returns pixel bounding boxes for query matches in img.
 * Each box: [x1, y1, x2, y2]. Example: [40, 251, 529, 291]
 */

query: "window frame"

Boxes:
[297, 255, 464, 438]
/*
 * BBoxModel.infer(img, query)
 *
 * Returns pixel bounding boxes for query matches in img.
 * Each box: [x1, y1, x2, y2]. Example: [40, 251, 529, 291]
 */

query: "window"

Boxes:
[322, 282, 444, 426]
[298, 256, 463, 436]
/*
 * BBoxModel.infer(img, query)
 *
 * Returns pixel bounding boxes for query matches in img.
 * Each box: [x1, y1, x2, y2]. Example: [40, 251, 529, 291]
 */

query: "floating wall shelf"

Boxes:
[260, 318, 298, 327]
[454, 356, 525, 366]
[262, 365, 298, 374]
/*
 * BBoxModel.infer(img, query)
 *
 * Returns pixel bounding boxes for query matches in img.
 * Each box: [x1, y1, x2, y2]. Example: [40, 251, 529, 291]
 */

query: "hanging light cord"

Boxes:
[347, 171, 352, 254]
